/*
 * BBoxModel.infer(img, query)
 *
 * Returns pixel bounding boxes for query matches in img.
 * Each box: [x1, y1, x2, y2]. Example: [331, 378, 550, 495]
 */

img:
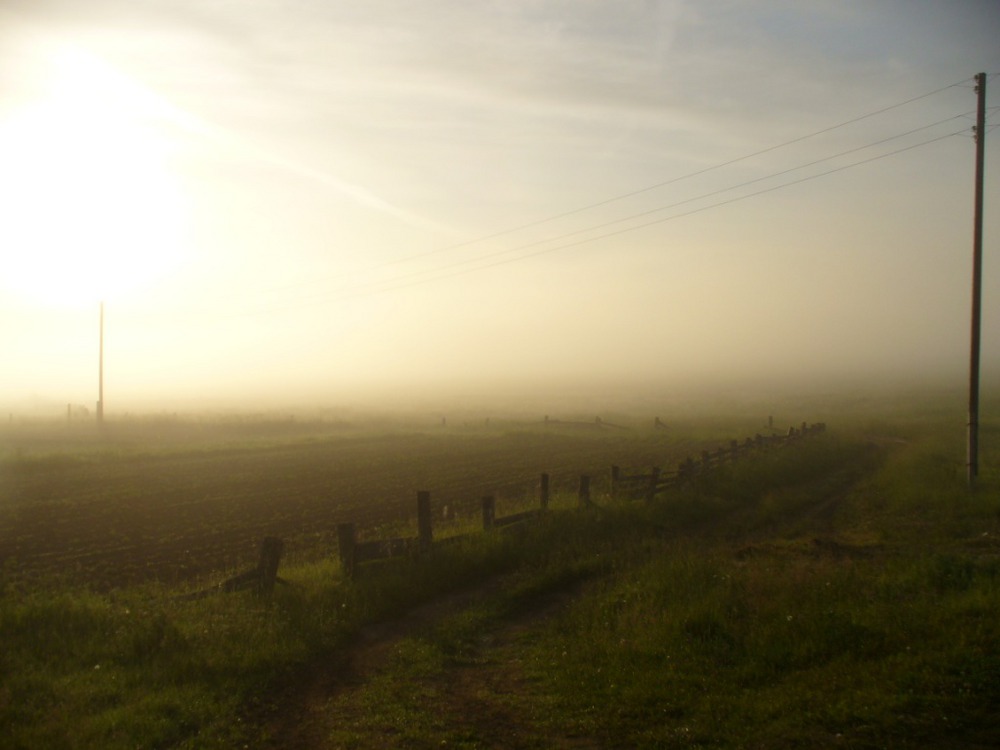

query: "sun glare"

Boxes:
[0, 47, 190, 307]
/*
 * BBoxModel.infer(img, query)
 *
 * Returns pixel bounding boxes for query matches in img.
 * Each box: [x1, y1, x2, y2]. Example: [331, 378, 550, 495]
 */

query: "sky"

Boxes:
[1, 0, 999, 415]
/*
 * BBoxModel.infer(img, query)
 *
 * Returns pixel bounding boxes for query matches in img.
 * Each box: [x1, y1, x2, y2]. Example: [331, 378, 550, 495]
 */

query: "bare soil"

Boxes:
[0, 426, 681, 588]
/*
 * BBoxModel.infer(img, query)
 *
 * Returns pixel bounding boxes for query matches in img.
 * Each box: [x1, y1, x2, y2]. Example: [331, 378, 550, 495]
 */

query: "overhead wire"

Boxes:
[216, 122, 970, 317]
[119, 121, 969, 385]
[329, 112, 975, 290]
[377, 77, 973, 267]
[334, 128, 971, 299]
[225, 76, 975, 302]
[126, 78, 977, 323]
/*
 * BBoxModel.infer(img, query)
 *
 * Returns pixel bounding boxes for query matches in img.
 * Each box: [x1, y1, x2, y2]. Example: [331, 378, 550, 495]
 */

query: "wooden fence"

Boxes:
[206, 421, 826, 590]
[611, 421, 826, 501]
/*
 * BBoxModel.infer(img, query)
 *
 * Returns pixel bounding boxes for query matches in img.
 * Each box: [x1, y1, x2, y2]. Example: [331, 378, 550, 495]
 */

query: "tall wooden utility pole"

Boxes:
[968, 72, 987, 486]
[97, 301, 105, 426]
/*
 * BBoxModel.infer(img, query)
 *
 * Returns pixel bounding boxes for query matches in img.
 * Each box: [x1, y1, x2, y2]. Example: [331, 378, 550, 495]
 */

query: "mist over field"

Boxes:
[3, 373, 986, 444]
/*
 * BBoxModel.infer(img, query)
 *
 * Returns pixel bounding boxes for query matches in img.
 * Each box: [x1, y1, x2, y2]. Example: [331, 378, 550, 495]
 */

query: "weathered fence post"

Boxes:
[578, 475, 591, 508]
[540, 473, 549, 511]
[610, 465, 620, 499]
[337, 523, 357, 579]
[730, 439, 739, 462]
[645, 467, 661, 503]
[482, 496, 496, 531]
[257, 536, 284, 594]
[417, 491, 433, 553]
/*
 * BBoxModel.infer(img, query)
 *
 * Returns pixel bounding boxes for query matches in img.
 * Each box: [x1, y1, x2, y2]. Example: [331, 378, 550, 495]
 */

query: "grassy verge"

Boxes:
[317, 431, 1000, 749]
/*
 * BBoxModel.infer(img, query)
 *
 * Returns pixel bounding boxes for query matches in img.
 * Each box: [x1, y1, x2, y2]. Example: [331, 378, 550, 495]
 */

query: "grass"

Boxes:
[1, 405, 998, 748]
[317, 428, 1000, 749]
[520, 543, 999, 748]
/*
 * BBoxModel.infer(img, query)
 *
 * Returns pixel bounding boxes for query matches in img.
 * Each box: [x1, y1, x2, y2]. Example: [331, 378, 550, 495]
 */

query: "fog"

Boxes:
[1, 1, 998, 418]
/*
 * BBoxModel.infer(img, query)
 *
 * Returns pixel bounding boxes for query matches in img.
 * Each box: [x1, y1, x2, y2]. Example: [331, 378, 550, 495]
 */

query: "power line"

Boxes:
[143, 120, 968, 323]
[339, 112, 973, 289]
[344, 128, 967, 298]
[378, 77, 972, 268]
[223, 125, 967, 316]
[224, 77, 973, 303]
[125, 82, 976, 324]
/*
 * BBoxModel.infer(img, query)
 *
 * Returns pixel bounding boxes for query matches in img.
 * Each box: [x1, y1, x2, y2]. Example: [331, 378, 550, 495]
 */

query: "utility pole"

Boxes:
[97, 301, 105, 426]
[968, 72, 986, 486]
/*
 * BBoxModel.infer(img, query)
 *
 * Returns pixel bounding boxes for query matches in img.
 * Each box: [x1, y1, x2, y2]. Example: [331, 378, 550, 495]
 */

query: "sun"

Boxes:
[0, 46, 190, 307]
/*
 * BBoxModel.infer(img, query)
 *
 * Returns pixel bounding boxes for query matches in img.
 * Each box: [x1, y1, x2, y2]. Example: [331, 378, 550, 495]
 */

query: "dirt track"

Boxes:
[263, 573, 592, 750]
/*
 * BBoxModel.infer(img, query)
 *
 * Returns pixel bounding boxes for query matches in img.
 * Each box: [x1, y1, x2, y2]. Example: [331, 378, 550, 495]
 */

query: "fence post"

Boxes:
[540, 473, 549, 511]
[256, 536, 284, 594]
[645, 467, 661, 503]
[730, 439, 739, 462]
[610, 465, 620, 499]
[578, 475, 591, 508]
[482, 496, 495, 531]
[337, 523, 357, 579]
[417, 491, 433, 553]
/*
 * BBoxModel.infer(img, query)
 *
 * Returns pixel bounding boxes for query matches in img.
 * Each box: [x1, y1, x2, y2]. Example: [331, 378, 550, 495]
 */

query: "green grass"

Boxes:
[2, 406, 998, 748]
[518, 542, 999, 748]
[316, 428, 1000, 749]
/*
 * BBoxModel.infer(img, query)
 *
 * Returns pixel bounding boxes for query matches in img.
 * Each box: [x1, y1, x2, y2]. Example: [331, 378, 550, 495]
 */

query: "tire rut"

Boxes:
[260, 576, 585, 749]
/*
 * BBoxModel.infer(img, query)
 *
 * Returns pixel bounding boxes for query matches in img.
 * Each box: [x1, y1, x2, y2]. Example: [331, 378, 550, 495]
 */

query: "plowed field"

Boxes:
[1, 423, 689, 589]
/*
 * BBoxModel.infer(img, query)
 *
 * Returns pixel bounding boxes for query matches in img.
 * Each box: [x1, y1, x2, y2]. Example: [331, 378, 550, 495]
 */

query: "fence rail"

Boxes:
[613, 422, 826, 500]
[200, 422, 827, 589]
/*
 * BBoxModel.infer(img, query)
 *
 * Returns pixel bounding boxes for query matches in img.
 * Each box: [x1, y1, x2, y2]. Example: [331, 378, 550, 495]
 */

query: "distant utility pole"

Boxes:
[968, 72, 987, 486]
[97, 301, 105, 426]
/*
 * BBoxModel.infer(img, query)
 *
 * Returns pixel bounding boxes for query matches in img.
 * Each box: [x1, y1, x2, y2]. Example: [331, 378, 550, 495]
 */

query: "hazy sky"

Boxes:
[1, 1, 998, 413]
